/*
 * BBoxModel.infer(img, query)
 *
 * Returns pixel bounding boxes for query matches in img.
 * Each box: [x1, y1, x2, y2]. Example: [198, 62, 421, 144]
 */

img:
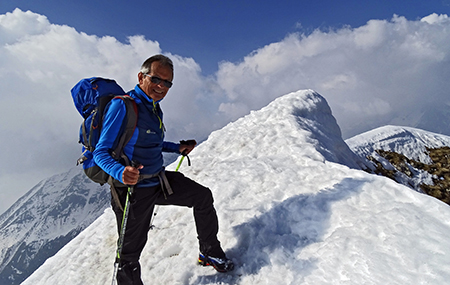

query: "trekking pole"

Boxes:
[175, 155, 186, 172]
[112, 161, 141, 285]
[175, 140, 194, 171]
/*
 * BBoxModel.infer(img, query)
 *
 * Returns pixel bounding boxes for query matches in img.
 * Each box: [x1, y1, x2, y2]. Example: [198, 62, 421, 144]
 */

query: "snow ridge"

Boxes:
[22, 90, 450, 285]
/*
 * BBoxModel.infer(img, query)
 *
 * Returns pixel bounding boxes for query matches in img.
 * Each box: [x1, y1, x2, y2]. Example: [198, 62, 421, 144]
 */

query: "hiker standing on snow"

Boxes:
[93, 54, 234, 284]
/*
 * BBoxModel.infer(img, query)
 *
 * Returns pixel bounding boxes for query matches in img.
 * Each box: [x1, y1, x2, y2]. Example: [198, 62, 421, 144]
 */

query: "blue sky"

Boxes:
[2, 0, 449, 74]
[1, 1, 450, 213]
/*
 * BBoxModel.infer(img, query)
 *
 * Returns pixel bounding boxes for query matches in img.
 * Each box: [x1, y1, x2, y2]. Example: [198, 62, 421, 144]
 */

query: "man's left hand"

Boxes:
[179, 140, 197, 155]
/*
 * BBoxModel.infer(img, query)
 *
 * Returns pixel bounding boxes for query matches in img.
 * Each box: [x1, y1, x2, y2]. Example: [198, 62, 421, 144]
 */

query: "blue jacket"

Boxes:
[93, 85, 180, 187]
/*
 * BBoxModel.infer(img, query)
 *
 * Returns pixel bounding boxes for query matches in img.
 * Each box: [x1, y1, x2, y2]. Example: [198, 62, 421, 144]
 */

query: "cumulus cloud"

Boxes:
[0, 9, 221, 212]
[421, 13, 449, 24]
[1, 8, 450, 213]
[215, 14, 450, 138]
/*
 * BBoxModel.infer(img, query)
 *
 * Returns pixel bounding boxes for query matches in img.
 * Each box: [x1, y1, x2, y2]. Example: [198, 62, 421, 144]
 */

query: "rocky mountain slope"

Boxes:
[346, 125, 450, 204]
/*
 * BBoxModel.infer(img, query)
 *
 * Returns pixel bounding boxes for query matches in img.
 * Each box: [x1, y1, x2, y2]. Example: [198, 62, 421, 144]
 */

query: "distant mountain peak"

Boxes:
[0, 168, 110, 285]
[347, 125, 450, 204]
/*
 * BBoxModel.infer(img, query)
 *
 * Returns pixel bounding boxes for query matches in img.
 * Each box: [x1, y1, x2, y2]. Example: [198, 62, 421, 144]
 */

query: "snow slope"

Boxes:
[23, 90, 450, 284]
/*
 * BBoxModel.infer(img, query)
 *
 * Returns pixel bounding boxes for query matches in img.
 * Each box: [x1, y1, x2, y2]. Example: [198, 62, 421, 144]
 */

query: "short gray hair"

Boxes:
[140, 54, 174, 75]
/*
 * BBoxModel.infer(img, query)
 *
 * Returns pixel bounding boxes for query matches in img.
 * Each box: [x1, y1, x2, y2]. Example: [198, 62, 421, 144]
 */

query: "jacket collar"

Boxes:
[134, 84, 163, 104]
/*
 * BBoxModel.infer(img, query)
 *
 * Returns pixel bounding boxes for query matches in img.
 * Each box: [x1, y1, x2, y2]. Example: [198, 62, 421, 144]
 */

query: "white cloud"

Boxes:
[353, 19, 388, 49]
[1, 9, 450, 213]
[0, 9, 50, 44]
[215, 14, 450, 138]
[421, 13, 449, 24]
[0, 9, 211, 213]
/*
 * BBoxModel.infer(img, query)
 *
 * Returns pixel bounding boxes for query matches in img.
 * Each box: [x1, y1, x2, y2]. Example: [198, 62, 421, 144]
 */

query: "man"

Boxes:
[93, 54, 234, 284]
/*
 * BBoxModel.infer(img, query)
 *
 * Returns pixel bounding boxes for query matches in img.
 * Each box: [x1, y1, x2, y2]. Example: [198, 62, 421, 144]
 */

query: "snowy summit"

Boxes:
[347, 125, 450, 165]
[23, 90, 450, 284]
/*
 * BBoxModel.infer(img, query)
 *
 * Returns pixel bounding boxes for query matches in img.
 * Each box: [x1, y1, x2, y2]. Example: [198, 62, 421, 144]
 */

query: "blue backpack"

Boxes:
[71, 77, 138, 185]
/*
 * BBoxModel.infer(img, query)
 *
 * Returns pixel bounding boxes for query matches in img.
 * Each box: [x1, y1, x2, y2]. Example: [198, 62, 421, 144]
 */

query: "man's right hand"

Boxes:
[122, 165, 143, 185]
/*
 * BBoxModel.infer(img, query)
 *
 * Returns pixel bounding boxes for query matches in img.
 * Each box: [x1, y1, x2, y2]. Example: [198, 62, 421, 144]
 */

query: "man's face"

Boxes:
[138, 61, 173, 102]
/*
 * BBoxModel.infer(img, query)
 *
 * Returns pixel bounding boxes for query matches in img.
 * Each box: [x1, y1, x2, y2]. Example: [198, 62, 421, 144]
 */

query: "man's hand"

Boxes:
[122, 165, 143, 185]
[179, 140, 197, 155]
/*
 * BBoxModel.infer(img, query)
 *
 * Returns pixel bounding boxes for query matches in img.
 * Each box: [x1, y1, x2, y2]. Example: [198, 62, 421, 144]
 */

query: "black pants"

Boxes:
[111, 171, 224, 263]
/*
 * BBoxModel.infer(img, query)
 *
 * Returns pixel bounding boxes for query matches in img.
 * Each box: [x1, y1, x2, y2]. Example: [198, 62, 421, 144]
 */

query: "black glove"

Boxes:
[180, 139, 197, 146]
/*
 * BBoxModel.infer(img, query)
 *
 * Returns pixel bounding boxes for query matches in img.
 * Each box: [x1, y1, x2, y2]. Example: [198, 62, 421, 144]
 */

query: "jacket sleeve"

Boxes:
[93, 99, 127, 183]
[162, 141, 181, 153]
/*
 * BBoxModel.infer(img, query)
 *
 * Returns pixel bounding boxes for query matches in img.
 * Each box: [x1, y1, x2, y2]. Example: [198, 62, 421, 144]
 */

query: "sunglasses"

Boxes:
[144, 74, 173, 88]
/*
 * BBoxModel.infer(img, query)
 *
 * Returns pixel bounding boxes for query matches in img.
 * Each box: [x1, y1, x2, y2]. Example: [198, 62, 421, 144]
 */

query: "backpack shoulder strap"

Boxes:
[110, 95, 138, 166]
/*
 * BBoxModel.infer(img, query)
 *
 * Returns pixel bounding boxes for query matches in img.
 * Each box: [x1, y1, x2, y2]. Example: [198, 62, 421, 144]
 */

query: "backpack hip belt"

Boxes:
[138, 168, 173, 199]
[109, 168, 173, 212]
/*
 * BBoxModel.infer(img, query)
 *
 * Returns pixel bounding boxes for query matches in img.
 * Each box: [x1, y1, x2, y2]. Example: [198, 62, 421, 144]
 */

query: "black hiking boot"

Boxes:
[198, 253, 234, 273]
[116, 260, 143, 285]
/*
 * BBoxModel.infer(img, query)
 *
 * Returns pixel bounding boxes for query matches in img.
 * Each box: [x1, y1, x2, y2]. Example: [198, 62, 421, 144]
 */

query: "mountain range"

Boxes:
[0, 168, 110, 284]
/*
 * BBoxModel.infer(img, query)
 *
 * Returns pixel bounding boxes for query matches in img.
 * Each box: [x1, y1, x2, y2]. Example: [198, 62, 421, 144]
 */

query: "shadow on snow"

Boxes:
[193, 177, 366, 284]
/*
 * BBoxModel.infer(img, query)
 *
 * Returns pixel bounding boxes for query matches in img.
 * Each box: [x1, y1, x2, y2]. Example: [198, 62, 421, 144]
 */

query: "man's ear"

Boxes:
[138, 72, 144, 84]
